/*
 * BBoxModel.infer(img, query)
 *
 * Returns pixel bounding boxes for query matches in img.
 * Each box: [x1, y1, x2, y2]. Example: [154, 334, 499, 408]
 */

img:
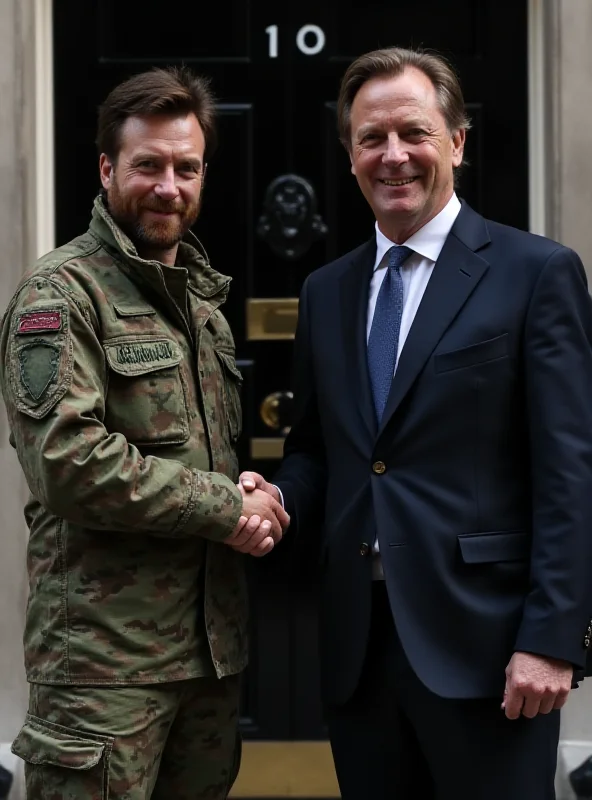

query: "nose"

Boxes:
[154, 166, 179, 200]
[383, 133, 409, 167]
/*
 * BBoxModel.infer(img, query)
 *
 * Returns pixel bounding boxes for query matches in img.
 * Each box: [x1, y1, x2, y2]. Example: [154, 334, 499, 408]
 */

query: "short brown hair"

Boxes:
[337, 47, 471, 151]
[96, 66, 217, 161]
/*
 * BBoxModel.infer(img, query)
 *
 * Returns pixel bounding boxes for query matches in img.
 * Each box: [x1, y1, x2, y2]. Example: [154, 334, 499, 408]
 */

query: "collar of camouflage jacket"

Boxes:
[89, 194, 232, 301]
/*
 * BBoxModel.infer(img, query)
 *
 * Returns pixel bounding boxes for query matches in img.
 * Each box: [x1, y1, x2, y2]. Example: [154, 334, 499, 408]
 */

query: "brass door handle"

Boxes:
[259, 391, 293, 435]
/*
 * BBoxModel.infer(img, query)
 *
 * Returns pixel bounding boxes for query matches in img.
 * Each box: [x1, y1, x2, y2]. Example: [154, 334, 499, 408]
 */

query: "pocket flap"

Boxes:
[458, 530, 530, 563]
[112, 301, 156, 317]
[11, 714, 105, 769]
[435, 333, 509, 373]
[104, 339, 181, 376]
[215, 350, 243, 383]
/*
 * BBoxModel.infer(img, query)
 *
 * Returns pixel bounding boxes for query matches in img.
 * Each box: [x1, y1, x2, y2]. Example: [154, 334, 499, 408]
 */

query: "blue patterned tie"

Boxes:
[367, 245, 413, 420]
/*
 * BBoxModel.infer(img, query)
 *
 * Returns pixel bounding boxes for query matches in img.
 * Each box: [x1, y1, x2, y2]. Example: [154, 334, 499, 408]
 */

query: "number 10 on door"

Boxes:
[265, 25, 326, 58]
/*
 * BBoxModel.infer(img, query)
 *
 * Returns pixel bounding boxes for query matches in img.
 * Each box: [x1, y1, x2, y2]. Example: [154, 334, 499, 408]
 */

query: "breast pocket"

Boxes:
[215, 350, 243, 443]
[435, 333, 509, 373]
[103, 338, 190, 446]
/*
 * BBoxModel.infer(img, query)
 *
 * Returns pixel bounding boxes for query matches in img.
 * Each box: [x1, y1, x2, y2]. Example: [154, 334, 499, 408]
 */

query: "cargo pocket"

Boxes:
[12, 713, 112, 800]
[215, 350, 243, 443]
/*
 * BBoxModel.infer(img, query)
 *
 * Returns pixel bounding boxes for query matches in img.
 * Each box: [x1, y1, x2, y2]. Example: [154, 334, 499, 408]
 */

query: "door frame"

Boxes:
[528, 0, 548, 236]
[32, 0, 55, 259]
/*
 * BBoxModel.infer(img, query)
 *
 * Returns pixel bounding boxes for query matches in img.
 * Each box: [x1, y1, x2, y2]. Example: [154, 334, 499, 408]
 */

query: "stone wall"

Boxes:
[547, 0, 592, 275]
[546, 1, 592, 797]
[0, 0, 37, 796]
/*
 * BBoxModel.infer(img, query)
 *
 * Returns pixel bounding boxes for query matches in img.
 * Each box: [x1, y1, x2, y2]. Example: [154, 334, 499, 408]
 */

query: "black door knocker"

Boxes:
[257, 174, 328, 260]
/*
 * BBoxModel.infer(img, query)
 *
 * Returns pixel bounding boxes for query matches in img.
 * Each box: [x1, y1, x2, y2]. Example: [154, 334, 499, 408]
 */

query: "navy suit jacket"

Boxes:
[275, 201, 592, 706]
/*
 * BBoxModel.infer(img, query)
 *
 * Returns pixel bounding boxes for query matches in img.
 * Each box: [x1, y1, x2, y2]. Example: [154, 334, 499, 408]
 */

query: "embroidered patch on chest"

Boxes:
[17, 311, 62, 335]
[115, 340, 175, 365]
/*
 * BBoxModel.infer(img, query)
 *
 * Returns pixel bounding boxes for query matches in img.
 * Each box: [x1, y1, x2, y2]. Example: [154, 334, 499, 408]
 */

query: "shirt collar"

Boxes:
[374, 193, 462, 270]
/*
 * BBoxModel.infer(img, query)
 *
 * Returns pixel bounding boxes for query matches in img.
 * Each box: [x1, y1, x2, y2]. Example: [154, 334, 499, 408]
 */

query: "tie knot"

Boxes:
[387, 245, 413, 270]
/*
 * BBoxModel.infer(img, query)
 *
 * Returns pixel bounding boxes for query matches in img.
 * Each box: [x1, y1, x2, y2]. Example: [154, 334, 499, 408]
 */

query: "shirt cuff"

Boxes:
[273, 484, 285, 509]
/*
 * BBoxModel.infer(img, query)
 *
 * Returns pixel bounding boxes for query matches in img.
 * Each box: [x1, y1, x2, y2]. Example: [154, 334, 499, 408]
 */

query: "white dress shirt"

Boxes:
[367, 193, 462, 356]
[369, 194, 462, 574]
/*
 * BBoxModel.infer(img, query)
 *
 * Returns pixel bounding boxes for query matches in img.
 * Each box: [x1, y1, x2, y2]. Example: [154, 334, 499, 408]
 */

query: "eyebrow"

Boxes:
[355, 125, 380, 139]
[132, 152, 203, 169]
[356, 117, 432, 138]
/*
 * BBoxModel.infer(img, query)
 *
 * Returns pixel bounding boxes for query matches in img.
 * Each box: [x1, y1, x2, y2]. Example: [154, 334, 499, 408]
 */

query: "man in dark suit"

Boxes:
[239, 46, 592, 799]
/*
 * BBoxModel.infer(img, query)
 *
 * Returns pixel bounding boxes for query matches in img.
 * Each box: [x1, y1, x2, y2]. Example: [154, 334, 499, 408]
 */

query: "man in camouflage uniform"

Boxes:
[0, 67, 288, 799]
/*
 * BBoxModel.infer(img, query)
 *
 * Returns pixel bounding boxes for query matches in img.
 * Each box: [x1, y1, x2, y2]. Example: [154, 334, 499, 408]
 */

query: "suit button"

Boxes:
[372, 461, 386, 475]
[359, 542, 370, 557]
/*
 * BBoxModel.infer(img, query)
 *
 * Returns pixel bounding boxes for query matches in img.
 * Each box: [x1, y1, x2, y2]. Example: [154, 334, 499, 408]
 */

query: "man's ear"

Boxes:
[451, 128, 466, 169]
[99, 153, 114, 190]
[349, 148, 356, 176]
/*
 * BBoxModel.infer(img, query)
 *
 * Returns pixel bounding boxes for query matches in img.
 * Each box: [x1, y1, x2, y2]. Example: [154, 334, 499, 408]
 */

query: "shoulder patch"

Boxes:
[17, 310, 62, 335]
[18, 343, 60, 401]
[8, 300, 73, 419]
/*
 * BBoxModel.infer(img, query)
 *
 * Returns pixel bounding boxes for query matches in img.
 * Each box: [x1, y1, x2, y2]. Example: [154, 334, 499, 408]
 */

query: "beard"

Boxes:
[106, 177, 201, 253]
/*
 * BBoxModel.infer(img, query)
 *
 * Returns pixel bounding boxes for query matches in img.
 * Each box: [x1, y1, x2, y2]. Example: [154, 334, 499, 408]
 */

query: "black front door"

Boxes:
[54, 2, 528, 795]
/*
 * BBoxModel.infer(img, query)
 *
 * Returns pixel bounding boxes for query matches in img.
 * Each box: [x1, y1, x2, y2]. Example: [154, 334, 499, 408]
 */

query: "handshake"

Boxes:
[225, 471, 290, 557]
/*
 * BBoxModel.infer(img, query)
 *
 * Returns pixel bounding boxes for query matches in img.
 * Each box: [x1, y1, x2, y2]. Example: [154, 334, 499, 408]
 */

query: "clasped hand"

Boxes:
[224, 472, 288, 557]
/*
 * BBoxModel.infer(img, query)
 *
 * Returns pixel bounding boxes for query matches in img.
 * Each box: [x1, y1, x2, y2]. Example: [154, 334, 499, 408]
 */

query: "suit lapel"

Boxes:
[378, 204, 491, 438]
[339, 239, 377, 439]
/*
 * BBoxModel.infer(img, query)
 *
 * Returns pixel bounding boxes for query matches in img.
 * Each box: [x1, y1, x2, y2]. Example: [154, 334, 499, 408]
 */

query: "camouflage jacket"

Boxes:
[0, 196, 248, 685]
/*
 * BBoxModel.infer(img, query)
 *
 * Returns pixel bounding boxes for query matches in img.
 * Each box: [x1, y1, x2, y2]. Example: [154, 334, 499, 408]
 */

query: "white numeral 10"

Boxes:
[265, 24, 326, 58]
[266, 25, 279, 58]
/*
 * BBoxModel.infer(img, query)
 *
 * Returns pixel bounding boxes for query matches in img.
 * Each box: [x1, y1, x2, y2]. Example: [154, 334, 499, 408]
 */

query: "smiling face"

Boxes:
[349, 67, 465, 243]
[99, 113, 206, 265]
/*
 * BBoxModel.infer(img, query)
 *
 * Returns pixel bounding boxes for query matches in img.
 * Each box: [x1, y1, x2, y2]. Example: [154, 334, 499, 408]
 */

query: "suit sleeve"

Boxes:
[274, 275, 327, 536]
[515, 246, 592, 668]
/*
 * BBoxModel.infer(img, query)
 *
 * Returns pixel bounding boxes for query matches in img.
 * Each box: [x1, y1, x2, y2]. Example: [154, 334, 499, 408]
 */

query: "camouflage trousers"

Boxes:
[12, 674, 242, 800]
